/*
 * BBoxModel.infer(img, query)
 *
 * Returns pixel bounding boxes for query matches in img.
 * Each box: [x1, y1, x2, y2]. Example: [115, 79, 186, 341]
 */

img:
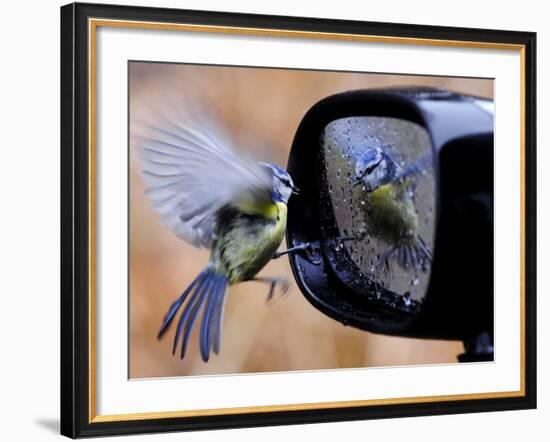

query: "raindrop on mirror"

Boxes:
[322, 117, 436, 302]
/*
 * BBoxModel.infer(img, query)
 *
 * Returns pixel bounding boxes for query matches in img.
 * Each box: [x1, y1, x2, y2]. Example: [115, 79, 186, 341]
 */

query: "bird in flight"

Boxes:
[137, 113, 299, 362]
[353, 145, 433, 272]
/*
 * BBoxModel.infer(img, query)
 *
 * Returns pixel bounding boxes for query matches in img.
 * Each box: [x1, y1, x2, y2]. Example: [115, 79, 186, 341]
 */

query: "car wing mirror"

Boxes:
[286, 87, 494, 362]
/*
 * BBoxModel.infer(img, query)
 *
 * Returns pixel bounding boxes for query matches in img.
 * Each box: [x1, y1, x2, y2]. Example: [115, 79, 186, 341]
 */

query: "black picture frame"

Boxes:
[61, 2, 536, 438]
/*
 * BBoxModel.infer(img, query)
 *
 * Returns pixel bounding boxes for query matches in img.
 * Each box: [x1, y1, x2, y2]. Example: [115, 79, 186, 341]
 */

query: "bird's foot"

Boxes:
[273, 241, 322, 265]
[252, 277, 291, 301]
[338, 234, 367, 243]
[334, 224, 369, 245]
[372, 240, 431, 274]
[372, 246, 398, 273]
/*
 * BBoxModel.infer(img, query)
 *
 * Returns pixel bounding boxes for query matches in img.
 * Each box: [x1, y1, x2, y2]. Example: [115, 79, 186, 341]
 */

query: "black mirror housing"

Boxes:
[286, 87, 493, 352]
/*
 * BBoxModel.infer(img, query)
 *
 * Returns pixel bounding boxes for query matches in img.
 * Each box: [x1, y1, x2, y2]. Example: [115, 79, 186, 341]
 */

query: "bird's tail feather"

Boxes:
[394, 235, 432, 272]
[157, 268, 228, 362]
[377, 235, 432, 273]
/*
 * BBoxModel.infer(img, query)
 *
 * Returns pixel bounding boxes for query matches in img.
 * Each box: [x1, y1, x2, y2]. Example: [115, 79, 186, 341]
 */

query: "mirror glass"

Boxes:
[322, 117, 436, 303]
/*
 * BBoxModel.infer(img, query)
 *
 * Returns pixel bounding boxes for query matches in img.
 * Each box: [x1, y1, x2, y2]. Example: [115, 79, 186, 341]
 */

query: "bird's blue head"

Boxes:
[354, 146, 398, 192]
[260, 162, 297, 204]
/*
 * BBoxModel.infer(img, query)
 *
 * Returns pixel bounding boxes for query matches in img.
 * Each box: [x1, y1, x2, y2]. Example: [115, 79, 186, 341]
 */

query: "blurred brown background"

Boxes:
[129, 61, 493, 379]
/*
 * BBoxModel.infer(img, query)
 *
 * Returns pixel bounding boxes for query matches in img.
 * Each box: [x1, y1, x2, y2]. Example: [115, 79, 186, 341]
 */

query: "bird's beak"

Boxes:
[292, 186, 300, 195]
[352, 176, 362, 187]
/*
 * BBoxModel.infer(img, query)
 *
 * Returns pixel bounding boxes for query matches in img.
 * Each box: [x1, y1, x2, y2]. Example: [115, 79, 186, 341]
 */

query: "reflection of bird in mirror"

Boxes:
[137, 115, 300, 362]
[352, 145, 433, 272]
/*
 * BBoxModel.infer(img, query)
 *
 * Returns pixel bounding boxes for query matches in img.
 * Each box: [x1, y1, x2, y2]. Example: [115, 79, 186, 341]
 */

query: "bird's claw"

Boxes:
[273, 241, 322, 265]
[301, 243, 322, 265]
[251, 276, 291, 301]
[266, 277, 291, 301]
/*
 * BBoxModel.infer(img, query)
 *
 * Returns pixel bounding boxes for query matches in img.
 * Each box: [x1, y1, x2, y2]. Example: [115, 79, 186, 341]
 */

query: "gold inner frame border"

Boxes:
[87, 17, 527, 424]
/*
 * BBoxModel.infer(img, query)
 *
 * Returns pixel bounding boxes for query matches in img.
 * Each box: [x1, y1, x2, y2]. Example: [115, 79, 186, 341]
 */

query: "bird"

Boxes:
[136, 114, 299, 362]
[352, 145, 433, 272]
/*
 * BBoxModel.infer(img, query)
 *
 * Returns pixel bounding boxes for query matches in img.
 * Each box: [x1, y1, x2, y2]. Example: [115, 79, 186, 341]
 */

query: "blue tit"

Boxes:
[137, 117, 298, 362]
[353, 145, 432, 272]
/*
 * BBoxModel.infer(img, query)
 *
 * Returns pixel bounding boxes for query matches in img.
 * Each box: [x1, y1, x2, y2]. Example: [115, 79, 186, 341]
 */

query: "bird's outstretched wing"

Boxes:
[136, 116, 273, 249]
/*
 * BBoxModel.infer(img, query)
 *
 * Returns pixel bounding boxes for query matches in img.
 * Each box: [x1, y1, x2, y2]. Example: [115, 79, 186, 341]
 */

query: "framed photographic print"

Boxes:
[60, 2, 537, 438]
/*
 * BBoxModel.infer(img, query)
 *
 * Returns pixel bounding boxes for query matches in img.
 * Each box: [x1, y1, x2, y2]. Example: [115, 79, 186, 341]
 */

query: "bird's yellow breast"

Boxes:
[213, 201, 287, 284]
[272, 201, 288, 236]
[368, 182, 418, 243]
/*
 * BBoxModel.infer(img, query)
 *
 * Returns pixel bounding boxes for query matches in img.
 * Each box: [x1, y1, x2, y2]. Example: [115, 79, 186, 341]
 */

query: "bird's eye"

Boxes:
[365, 164, 377, 174]
[364, 158, 382, 175]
